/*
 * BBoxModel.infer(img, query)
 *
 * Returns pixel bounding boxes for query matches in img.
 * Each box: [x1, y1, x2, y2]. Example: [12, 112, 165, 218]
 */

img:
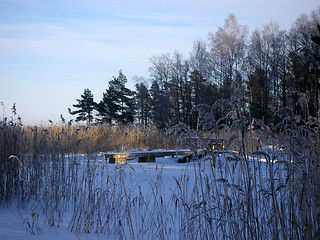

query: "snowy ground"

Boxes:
[0, 156, 210, 240]
[0, 150, 287, 240]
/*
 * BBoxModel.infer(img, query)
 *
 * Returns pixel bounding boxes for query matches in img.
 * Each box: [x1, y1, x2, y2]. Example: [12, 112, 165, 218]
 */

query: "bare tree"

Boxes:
[208, 14, 248, 98]
[149, 54, 172, 91]
[189, 39, 212, 81]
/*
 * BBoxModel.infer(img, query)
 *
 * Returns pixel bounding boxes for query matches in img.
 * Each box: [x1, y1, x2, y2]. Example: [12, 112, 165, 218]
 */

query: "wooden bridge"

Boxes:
[103, 149, 205, 164]
[102, 138, 227, 164]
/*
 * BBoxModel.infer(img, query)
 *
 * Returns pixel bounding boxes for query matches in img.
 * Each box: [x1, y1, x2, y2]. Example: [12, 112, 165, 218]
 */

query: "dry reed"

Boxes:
[1, 88, 320, 239]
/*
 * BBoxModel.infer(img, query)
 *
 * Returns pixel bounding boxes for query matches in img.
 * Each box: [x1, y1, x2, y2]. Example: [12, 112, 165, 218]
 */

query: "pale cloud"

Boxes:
[0, 18, 197, 64]
[117, 13, 191, 25]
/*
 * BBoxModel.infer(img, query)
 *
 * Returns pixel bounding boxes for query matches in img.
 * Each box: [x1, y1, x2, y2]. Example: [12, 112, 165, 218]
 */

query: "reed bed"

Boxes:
[1, 121, 176, 159]
[17, 123, 176, 155]
[1, 89, 320, 239]
[0, 120, 175, 205]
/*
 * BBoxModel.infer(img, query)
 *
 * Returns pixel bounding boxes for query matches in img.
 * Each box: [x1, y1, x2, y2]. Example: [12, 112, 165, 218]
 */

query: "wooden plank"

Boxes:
[103, 148, 238, 164]
[103, 149, 203, 159]
[103, 149, 204, 164]
[103, 138, 227, 164]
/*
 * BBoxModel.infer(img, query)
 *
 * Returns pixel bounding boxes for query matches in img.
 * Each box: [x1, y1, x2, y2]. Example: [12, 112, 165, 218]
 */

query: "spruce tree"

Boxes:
[248, 68, 270, 122]
[150, 80, 171, 128]
[69, 88, 96, 124]
[135, 82, 151, 126]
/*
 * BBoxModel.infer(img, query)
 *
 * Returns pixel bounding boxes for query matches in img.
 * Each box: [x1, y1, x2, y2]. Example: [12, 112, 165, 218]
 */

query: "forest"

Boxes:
[69, 9, 320, 131]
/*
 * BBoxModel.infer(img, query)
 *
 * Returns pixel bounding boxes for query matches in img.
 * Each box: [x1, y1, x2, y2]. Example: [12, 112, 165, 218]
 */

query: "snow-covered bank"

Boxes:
[0, 149, 318, 239]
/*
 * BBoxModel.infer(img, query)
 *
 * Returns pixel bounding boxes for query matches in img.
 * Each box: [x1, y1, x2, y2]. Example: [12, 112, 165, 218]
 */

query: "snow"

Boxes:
[0, 156, 202, 240]
[0, 150, 288, 239]
[259, 145, 285, 155]
[0, 208, 76, 240]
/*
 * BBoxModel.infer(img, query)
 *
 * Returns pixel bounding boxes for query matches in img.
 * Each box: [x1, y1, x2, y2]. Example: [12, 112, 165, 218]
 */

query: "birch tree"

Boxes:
[209, 14, 248, 98]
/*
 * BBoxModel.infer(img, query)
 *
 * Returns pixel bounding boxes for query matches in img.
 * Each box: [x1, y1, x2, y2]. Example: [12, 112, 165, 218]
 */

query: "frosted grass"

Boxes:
[1, 150, 307, 240]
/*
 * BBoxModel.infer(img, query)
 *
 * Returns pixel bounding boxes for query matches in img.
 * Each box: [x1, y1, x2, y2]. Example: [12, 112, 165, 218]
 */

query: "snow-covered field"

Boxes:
[0, 149, 315, 239]
[3, 155, 211, 240]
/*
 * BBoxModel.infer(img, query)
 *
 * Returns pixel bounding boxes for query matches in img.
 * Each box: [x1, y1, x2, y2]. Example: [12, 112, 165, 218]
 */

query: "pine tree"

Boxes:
[99, 70, 135, 125]
[69, 88, 96, 124]
[96, 91, 112, 124]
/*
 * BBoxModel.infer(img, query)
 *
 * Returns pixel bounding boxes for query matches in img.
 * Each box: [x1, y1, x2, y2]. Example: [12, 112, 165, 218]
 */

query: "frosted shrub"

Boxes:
[171, 86, 320, 239]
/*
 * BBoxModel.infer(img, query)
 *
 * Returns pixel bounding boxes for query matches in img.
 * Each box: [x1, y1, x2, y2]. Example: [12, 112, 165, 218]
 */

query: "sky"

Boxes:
[0, 0, 319, 124]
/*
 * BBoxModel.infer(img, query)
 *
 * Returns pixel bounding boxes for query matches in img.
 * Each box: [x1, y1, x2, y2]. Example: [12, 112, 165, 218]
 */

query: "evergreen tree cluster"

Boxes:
[70, 8, 320, 129]
[69, 70, 135, 125]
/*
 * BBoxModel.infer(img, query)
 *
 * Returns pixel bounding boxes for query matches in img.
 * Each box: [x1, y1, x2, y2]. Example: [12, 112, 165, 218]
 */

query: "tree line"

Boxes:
[69, 8, 320, 129]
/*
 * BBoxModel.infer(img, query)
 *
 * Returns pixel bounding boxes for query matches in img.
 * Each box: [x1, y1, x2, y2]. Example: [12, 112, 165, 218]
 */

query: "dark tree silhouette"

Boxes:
[99, 70, 135, 125]
[69, 88, 96, 124]
[135, 82, 152, 126]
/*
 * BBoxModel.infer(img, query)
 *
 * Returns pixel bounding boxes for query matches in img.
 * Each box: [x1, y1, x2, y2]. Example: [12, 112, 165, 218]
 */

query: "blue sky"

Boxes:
[0, 0, 319, 124]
